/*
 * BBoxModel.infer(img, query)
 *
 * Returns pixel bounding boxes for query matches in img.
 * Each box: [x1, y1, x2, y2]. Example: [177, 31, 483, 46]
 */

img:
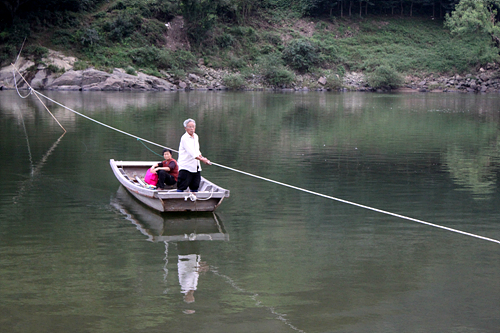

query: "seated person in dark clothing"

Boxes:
[151, 149, 179, 190]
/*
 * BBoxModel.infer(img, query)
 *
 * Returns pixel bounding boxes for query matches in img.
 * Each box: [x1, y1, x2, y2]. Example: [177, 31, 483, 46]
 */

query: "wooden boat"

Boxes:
[110, 159, 230, 212]
[111, 186, 229, 242]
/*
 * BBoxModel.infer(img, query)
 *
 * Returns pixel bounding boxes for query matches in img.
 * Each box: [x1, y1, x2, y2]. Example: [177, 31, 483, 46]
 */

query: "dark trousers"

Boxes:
[157, 170, 176, 188]
[176, 170, 201, 191]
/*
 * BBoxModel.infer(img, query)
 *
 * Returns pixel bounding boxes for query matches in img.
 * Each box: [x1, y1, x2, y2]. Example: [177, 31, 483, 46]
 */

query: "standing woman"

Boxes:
[176, 118, 211, 192]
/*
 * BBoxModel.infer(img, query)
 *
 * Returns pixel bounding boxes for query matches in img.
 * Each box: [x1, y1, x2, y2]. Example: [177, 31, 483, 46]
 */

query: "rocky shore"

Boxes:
[1, 49, 499, 93]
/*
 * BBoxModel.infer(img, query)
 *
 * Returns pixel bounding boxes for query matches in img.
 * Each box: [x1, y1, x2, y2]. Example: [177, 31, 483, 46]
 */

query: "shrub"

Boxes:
[0, 44, 17, 66]
[79, 28, 100, 47]
[336, 64, 346, 77]
[129, 46, 158, 67]
[171, 49, 197, 70]
[282, 38, 318, 73]
[141, 67, 162, 77]
[26, 64, 38, 74]
[315, 21, 328, 30]
[223, 73, 246, 90]
[366, 65, 404, 89]
[73, 61, 89, 70]
[256, 53, 294, 87]
[257, 53, 284, 69]
[227, 55, 247, 70]
[47, 64, 64, 73]
[93, 12, 106, 19]
[260, 44, 274, 54]
[139, 19, 166, 45]
[262, 31, 282, 46]
[126, 66, 137, 75]
[156, 48, 173, 68]
[24, 45, 48, 62]
[148, 0, 178, 21]
[215, 33, 235, 49]
[52, 30, 76, 46]
[325, 73, 343, 90]
[103, 10, 142, 42]
[265, 67, 295, 87]
[109, 0, 126, 11]
[230, 26, 255, 37]
[155, 48, 198, 71]
[169, 68, 186, 80]
[315, 38, 340, 65]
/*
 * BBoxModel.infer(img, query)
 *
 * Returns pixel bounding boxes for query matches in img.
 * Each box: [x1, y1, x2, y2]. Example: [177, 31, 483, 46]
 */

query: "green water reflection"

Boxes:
[0, 90, 499, 333]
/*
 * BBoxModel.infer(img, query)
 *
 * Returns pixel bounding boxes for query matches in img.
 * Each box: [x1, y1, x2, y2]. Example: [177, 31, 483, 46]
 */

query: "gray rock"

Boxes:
[51, 85, 82, 91]
[82, 69, 110, 86]
[100, 77, 124, 91]
[31, 69, 54, 89]
[49, 70, 84, 87]
[81, 84, 102, 91]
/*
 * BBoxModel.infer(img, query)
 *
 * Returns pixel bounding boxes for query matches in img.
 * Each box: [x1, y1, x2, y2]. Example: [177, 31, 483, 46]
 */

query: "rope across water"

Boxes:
[23, 88, 500, 245]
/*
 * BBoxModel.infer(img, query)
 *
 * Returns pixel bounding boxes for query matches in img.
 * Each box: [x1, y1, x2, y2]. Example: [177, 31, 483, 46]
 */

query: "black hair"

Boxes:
[162, 148, 173, 155]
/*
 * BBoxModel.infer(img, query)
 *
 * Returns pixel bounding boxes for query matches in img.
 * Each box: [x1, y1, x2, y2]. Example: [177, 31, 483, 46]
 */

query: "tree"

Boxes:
[1, 0, 33, 22]
[179, 0, 218, 45]
[445, 0, 500, 47]
[282, 39, 318, 73]
[1, 0, 102, 25]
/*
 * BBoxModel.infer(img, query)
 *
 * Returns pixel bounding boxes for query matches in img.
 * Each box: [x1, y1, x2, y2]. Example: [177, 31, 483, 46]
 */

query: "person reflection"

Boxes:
[177, 241, 209, 307]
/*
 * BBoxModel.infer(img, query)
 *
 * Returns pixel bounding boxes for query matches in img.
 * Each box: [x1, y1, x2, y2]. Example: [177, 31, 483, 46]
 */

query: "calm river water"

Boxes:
[1, 90, 499, 333]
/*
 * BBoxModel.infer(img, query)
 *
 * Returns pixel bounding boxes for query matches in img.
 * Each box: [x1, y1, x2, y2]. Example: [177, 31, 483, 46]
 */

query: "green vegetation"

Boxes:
[256, 53, 296, 87]
[282, 39, 319, 73]
[222, 73, 246, 90]
[23, 45, 49, 63]
[1, 0, 499, 87]
[445, 0, 500, 47]
[125, 66, 137, 75]
[324, 72, 343, 90]
[366, 65, 404, 89]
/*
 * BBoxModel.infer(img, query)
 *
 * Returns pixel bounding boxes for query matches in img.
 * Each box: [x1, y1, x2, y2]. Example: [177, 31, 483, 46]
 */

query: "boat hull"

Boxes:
[111, 186, 229, 242]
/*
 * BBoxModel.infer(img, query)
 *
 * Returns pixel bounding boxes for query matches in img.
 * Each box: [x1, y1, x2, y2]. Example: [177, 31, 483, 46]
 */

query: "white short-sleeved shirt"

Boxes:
[178, 254, 200, 294]
[177, 132, 202, 172]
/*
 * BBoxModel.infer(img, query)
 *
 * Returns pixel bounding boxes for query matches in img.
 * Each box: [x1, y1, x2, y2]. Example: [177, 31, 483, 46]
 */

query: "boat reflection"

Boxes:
[111, 185, 228, 312]
[111, 185, 229, 242]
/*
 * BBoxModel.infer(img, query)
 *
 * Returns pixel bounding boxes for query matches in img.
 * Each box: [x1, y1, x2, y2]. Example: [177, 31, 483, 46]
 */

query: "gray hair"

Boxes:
[183, 118, 196, 127]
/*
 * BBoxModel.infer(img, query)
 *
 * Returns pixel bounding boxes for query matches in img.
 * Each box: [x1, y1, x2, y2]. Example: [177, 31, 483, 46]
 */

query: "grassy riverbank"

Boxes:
[1, 1, 499, 89]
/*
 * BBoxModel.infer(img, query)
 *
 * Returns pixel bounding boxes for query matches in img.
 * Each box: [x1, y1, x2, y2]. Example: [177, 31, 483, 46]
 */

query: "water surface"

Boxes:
[1, 90, 499, 333]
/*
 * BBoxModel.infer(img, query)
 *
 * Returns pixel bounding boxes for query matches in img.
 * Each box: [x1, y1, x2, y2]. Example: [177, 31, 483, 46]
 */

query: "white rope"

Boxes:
[12, 38, 33, 99]
[17, 106, 34, 175]
[184, 193, 197, 202]
[15, 38, 26, 64]
[209, 162, 500, 245]
[211, 266, 306, 333]
[163, 242, 169, 294]
[31, 89, 177, 152]
[182, 188, 215, 201]
[26, 88, 500, 245]
[13, 70, 32, 98]
[194, 188, 215, 201]
[12, 67, 66, 132]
